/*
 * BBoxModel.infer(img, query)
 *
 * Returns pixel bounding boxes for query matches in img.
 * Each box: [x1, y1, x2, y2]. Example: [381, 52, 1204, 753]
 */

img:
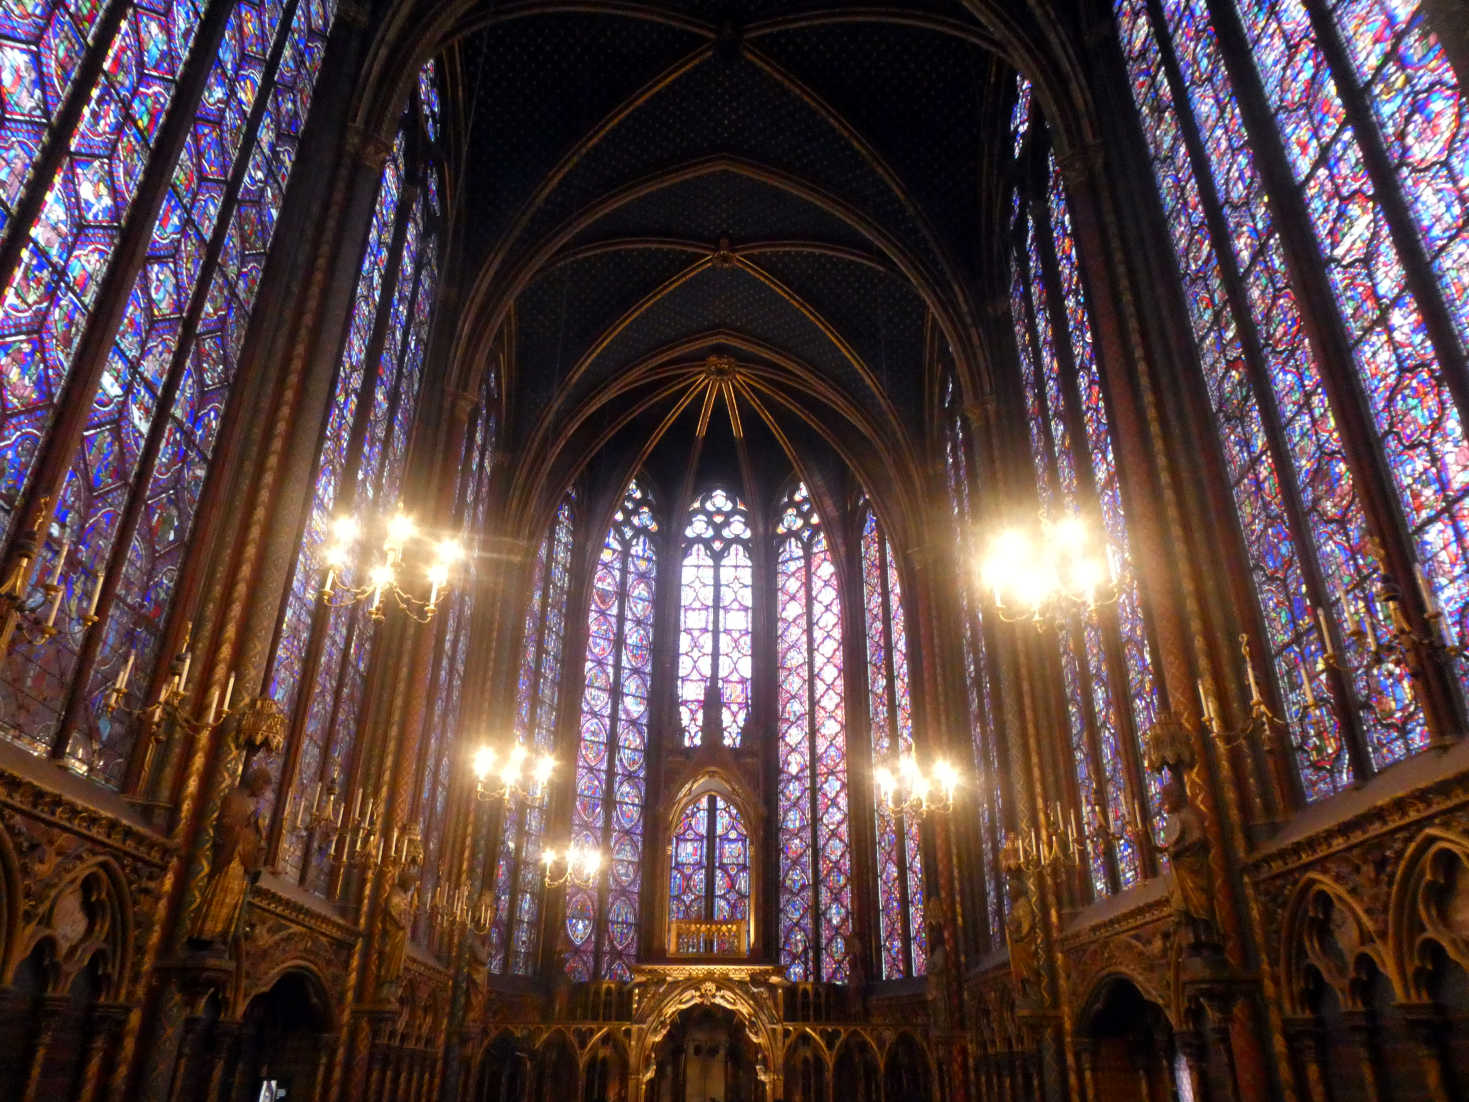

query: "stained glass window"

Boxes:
[860, 506, 925, 979]
[668, 792, 750, 931]
[775, 482, 852, 982]
[565, 478, 656, 981]
[262, 79, 441, 889]
[0, 0, 338, 783]
[678, 487, 752, 747]
[415, 379, 496, 947]
[1008, 86, 1161, 895]
[488, 491, 572, 975]
[1114, 0, 1464, 791]
[940, 377, 1005, 946]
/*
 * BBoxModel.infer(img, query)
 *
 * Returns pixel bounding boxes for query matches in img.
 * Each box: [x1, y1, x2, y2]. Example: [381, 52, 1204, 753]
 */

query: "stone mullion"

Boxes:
[538, 501, 594, 976]
[839, 500, 879, 989]
[1057, 142, 1275, 1099]
[119, 22, 384, 1094]
[63, 0, 306, 775]
[1031, 184, 1159, 879]
[1015, 211, 1118, 898]
[0, 0, 237, 580]
[501, 512, 557, 971]
[588, 528, 631, 978]
[260, 164, 415, 868]
[0, 0, 131, 285]
[803, 537, 822, 979]
[1133, 0, 1330, 814]
[946, 406, 994, 959]
[1200, 0, 1464, 743]
[1299, 0, 1469, 416]
[876, 530, 914, 977]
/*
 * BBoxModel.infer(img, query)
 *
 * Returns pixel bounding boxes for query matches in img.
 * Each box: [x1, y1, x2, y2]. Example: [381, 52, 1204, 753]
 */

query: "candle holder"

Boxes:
[428, 881, 495, 935]
[980, 513, 1118, 630]
[318, 510, 463, 624]
[0, 504, 108, 659]
[540, 843, 603, 888]
[1005, 803, 1087, 876]
[1195, 636, 1282, 752]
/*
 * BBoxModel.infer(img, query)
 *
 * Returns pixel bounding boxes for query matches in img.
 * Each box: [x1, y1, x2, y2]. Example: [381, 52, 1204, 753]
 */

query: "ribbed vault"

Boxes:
[348, 0, 1106, 537]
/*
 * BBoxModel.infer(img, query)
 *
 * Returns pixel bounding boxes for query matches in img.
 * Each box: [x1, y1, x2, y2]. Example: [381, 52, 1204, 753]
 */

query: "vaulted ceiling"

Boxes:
[428, 2, 1035, 531]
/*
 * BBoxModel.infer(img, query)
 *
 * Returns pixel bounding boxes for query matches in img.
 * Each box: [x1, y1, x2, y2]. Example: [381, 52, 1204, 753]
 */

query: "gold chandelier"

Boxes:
[979, 514, 1116, 627]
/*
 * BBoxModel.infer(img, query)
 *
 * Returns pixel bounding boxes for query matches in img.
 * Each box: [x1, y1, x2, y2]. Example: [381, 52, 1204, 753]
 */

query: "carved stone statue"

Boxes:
[1002, 839, 1040, 1002]
[376, 862, 417, 999]
[1161, 777, 1218, 949]
[189, 764, 271, 948]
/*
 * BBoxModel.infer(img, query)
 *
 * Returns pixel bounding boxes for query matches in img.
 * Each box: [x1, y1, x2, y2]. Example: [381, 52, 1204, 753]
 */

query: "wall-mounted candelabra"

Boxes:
[979, 513, 1117, 629]
[0, 504, 105, 659]
[1004, 802, 1088, 875]
[319, 510, 463, 623]
[427, 881, 495, 935]
[872, 754, 961, 819]
[540, 842, 603, 888]
[471, 742, 555, 803]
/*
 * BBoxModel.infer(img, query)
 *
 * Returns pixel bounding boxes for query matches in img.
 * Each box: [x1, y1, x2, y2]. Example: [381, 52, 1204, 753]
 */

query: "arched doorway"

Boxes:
[234, 970, 334, 1102]
[1080, 979, 1179, 1102]
[883, 1033, 930, 1101]
[646, 1005, 764, 1102]
[831, 1036, 880, 1102]
[476, 1030, 530, 1102]
[531, 1032, 578, 1102]
[782, 1032, 827, 1102]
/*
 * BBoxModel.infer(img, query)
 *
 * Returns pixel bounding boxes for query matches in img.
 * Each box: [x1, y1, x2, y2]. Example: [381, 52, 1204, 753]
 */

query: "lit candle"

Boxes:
[352, 789, 362, 822]
[117, 649, 135, 693]
[43, 583, 61, 627]
[222, 671, 235, 713]
[87, 573, 103, 617]
[177, 649, 191, 693]
[50, 538, 68, 586]
[1196, 678, 1210, 723]
[1315, 605, 1334, 658]
[311, 781, 322, 813]
[204, 685, 219, 725]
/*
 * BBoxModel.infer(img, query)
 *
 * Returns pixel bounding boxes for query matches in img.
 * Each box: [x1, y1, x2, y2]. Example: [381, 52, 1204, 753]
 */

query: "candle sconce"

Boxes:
[428, 881, 495, 935]
[1005, 802, 1087, 876]
[1196, 636, 1283, 752]
[0, 504, 107, 659]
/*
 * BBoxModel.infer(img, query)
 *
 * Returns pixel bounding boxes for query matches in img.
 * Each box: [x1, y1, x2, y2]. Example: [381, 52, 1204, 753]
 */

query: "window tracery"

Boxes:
[860, 505, 925, 978]
[0, 0, 336, 784]
[775, 482, 852, 982]
[566, 478, 656, 981]
[1114, 0, 1466, 794]
[678, 487, 752, 747]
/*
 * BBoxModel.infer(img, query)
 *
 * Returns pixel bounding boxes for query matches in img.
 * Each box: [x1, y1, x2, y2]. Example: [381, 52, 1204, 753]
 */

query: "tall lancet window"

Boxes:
[1114, 0, 1465, 795]
[941, 376, 1006, 946]
[566, 479, 657, 981]
[669, 792, 751, 937]
[775, 483, 853, 982]
[1009, 82, 1163, 897]
[860, 506, 925, 979]
[0, 0, 336, 783]
[488, 489, 572, 974]
[263, 76, 443, 892]
[679, 488, 752, 746]
[414, 362, 495, 945]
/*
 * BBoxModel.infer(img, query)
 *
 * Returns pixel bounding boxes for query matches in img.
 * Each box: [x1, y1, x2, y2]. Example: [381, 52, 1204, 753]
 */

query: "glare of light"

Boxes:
[369, 561, 396, 592]
[384, 511, 416, 552]
[426, 561, 450, 590]
[472, 746, 495, 779]
[531, 755, 555, 787]
[331, 515, 360, 546]
[436, 537, 465, 565]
